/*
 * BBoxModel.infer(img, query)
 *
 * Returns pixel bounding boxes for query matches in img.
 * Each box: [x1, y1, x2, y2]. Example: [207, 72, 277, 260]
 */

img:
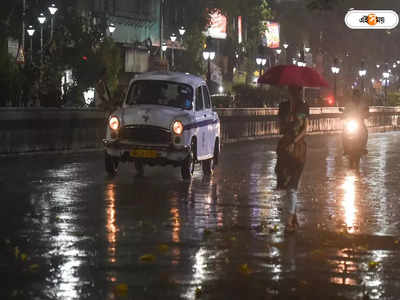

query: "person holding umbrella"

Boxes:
[276, 85, 309, 232]
[258, 64, 329, 232]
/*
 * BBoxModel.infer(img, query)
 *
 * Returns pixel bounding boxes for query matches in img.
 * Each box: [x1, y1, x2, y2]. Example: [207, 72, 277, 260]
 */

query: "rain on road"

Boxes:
[2, 132, 400, 300]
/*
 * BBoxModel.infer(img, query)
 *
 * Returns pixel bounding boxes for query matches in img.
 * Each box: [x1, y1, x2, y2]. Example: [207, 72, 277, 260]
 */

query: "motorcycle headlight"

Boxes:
[172, 120, 184, 135]
[109, 116, 120, 131]
[345, 119, 358, 134]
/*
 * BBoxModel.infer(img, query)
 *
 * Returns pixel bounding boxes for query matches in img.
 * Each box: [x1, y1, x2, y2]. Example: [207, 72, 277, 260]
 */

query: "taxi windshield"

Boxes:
[126, 80, 193, 110]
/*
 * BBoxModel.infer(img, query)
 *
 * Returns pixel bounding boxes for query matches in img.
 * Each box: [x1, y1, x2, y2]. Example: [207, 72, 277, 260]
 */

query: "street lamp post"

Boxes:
[261, 58, 267, 73]
[37, 13, 46, 65]
[383, 71, 389, 106]
[358, 60, 367, 94]
[161, 42, 167, 59]
[203, 50, 215, 86]
[283, 42, 288, 64]
[275, 49, 282, 64]
[331, 58, 340, 104]
[48, 3, 58, 40]
[256, 57, 262, 76]
[178, 26, 185, 42]
[170, 33, 177, 71]
[26, 25, 35, 63]
[108, 23, 116, 36]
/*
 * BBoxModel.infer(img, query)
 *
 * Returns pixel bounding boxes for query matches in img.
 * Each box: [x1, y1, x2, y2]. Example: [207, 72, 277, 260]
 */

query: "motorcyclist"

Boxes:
[343, 89, 369, 154]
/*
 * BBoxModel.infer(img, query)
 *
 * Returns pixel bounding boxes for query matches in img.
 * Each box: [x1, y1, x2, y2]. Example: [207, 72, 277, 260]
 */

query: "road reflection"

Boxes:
[44, 167, 87, 299]
[342, 174, 358, 233]
[105, 183, 118, 263]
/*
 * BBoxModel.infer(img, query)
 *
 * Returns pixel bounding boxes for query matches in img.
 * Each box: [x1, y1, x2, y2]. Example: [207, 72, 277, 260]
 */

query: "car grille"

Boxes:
[119, 125, 171, 144]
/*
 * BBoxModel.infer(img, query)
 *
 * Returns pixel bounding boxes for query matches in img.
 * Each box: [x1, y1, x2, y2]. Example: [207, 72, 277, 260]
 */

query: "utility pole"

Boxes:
[22, 0, 26, 51]
[160, 0, 165, 59]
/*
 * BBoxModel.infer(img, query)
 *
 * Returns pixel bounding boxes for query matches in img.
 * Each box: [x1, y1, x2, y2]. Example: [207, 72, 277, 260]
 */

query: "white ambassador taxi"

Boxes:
[103, 72, 221, 180]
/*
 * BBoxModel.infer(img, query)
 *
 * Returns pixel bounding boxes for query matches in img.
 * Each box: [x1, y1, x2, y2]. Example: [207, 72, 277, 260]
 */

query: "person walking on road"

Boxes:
[275, 85, 309, 232]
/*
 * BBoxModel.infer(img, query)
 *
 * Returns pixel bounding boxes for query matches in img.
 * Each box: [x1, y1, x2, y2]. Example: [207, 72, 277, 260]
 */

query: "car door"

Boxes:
[201, 85, 216, 157]
[195, 86, 207, 158]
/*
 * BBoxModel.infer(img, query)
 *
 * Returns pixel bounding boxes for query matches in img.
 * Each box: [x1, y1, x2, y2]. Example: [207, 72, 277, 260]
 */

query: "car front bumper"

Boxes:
[103, 139, 190, 164]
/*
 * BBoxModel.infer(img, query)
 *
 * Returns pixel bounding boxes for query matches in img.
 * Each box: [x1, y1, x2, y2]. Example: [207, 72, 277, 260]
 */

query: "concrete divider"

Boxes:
[1, 106, 400, 154]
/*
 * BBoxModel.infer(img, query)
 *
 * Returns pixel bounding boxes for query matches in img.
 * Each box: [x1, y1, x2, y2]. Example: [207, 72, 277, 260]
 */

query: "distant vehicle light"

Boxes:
[109, 116, 120, 131]
[345, 119, 359, 134]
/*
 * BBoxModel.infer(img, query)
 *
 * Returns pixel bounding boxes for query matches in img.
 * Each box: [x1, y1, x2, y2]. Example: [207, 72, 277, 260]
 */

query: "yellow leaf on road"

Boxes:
[29, 264, 39, 272]
[139, 254, 156, 262]
[270, 225, 279, 233]
[368, 261, 379, 269]
[158, 244, 169, 253]
[239, 263, 252, 275]
[114, 283, 128, 296]
[195, 287, 202, 298]
[20, 253, 28, 262]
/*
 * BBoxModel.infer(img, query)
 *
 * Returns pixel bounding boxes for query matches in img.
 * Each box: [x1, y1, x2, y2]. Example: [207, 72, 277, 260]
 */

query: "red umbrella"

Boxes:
[258, 64, 329, 87]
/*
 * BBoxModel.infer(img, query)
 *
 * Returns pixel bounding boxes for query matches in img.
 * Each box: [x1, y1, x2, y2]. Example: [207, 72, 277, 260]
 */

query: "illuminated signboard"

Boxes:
[262, 22, 280, 48]
[205, 11, 227, 39]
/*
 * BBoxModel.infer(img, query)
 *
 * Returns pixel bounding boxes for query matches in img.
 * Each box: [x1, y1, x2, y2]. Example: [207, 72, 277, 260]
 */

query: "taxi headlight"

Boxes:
[172, 120, 184, 135]
[109, 116, 120, 131]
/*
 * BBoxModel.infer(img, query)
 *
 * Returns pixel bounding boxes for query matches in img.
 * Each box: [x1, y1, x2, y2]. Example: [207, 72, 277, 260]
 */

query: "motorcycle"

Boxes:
[341, 115, 366, 169]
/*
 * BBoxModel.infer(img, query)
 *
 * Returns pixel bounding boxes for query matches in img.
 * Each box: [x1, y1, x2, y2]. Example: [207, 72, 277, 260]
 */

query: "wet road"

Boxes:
[2, 132, 400, 300]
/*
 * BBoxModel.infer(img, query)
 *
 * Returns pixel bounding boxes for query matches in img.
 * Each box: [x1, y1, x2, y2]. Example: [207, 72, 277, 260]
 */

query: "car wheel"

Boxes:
[105, 152, 118, 176]
[181, 141, 195, 180]
[134, 161, 144, 177]
[202, 140, 218, 176]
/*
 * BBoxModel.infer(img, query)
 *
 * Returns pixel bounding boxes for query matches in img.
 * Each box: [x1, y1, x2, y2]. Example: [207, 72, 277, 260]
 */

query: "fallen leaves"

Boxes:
[269, 225, 279, 233]
[368, 260, 379, 269]
[29, 264, 40, 272]
[139, 254, 156, 262]
[195, 287, 202, 298]
[239, 263, 252, 275]
[114, 283, 128, 296]
[158, 244, 169, 253]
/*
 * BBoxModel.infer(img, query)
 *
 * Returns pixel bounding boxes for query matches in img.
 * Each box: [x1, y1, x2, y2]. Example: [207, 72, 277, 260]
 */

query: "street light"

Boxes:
[108, 23, 116, 35]
[383, 71, 389, 106]
[161, 42, 167, 52]
[304, 47, 310, 53]
[256, 57, 266, 76]
[331, 58, 340, 104]
[37, 13, 46, 65]
[48, 3, 58, 40]
[358, 60, 367, 93]
[170, 33, 177, 70]
[283, 43, 289, 63]
[178, 26, 186, 41]
[203, 49, 215, 86]
[275, 49, 281, 64]
[376, 64, 380, 68]
[26, 25, 35, 63]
